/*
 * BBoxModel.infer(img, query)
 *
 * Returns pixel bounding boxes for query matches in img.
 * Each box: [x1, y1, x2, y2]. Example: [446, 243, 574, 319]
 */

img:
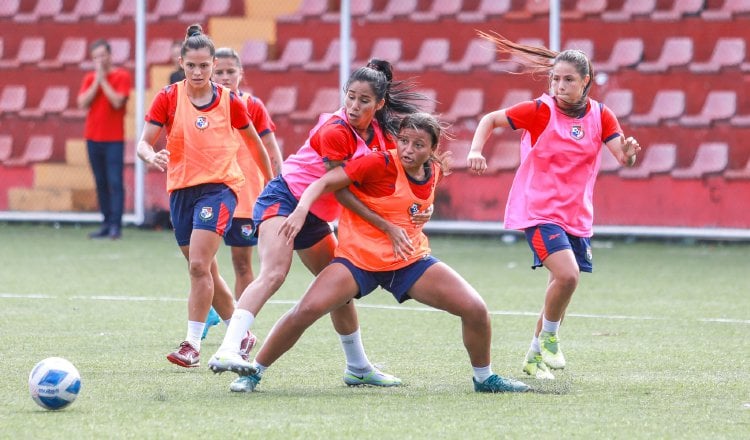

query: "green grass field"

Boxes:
[1, 223, 748, 439]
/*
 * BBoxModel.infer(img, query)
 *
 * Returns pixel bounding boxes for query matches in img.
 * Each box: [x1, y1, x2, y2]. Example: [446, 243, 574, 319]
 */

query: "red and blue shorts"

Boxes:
[169, 183, 237, 247]
[524, 223, 593, 273]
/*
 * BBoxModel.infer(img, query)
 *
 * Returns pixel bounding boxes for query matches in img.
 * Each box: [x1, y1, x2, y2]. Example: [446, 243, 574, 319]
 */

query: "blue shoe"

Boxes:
[473, 374, 531, 393]
[229, 373, 261, 392]
[201, 307, 221, 340]
[343, 368, 402, 387]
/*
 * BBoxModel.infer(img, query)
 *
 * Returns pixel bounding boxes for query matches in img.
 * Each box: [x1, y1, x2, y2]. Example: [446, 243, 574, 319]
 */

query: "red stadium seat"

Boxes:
[4, 135, 54, 167]
[0, 0, 20, 18]
[290, 88, 341, 123]
[56, 0, 104, 22]
[602, 89, 634, 119]
[445, 140, 471, 170]
[278, 0, 328, 23]
[487, 140, 520, 172]
[14, 0, 63, 23]
[619, 143, 677, 178]
[598, 148, 622, 174]
[499, 89, 534, 109]
[240, 40, 269, 68]
[264, 86, 298, 118]
[444, 38, 496, 73]
[179, 0, 231, 22]
[145, 38, 173, 65]
[602, 0, 657, 21]
[442, 89, 483, 124]
[398, 38, 450, 71]
[689, 38, 745, 73]
[261, 38, 313, 71]
[594, 38, 643, 73]
[147, 0, 183, 22]
[354, 38, 402, 67]
[724, 156, 750, 179]
[652, 0, 704, 20]
[563, 39, 595, 60]
[457, 0, 510, 22]
[629, 90, 685, 125]
[0, 37, 45, 69]
[369, 0, 418, 21]
[638, 37, 693, 73]
[701, 0, 750, 20]
[39, 37, 87, 69]
[97, 0, 136, 23]
[0, 85, 27, 115]
[20, 86, 70, 118]
[411, 0, 464, 21]
[671, 142, 729, 179]
[562, 0, 607, 20]
[307, 39, 356, 72]
[416, 88, 438, 114]
[679, 91, 737, 127]
[505, 0, 550, 20]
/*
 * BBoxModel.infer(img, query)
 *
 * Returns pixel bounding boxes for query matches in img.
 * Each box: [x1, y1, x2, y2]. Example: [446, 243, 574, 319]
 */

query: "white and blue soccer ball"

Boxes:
[28, 357, 82, 410]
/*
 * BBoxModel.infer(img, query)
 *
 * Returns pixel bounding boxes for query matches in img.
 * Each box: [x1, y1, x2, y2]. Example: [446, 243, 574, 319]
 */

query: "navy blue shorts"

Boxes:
[524, 224, 592, 273]
[332, 255, 440, 303]
[253, 175, 333, 250]
[169, 183, 237, 247]
[223, 217, 258, 247]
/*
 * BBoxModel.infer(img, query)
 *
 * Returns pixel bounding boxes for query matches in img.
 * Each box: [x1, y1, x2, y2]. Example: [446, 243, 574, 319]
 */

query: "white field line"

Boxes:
[2, 292, 750, 325]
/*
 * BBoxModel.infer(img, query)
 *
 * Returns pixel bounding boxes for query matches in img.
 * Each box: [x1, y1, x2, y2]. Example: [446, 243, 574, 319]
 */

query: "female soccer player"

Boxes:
[217, 113, 531, 393]
[467, 32, 640, 380]
[208, 59, 431, 389]
[136, 24, 272, 368]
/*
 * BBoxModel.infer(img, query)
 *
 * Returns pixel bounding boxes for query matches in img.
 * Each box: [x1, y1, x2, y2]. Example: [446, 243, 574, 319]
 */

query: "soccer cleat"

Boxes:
[208, 351, 257, 376]
[343, 369, 402, 387]
[229, 373, 261, 393]
[473, 374, 531, 393]
[201, 307, 221, 340]
[523, 350, 555, 380]
[239, 331, 258, 361]
[539, 331, 566, 370]
[166, 341, 200, 368]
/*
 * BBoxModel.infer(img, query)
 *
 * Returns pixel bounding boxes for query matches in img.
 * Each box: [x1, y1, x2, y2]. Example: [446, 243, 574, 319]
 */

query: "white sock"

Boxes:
[340, 328, 372, 373]
[473, 364, 493, 383]
[217, 309, 255, 353]
[252, 360, 267, 376]
[186, 321, 204, 350]
[530, 336, 541, 353]
[542, 316, 561, 334]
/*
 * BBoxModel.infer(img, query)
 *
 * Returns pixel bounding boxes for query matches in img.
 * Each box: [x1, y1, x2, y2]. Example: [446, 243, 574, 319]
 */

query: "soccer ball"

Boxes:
[28, 357, 82, 410]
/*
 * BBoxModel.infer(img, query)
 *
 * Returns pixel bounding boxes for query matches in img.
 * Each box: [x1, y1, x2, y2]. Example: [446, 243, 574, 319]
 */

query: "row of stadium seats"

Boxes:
[281, 0, 750, 23]
[0, 0, 243, 24]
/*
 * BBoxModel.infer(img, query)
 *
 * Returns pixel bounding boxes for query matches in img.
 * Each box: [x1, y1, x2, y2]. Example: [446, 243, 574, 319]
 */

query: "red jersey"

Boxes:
[309, 118, 396, 164]
[79, 67, 131, 141]
[343, 151, 436, 200]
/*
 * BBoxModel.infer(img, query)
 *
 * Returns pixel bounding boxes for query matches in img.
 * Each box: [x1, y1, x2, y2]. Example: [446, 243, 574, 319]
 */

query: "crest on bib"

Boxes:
[195, 116, 209, 130]
[570, 125, 584, 140]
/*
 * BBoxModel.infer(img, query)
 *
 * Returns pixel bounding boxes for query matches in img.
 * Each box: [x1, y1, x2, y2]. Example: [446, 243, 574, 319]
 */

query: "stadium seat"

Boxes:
[56, 0, 104, 22]
[445, 140, 471, 170]
[489, 38, 545, 73]
[3, 135, 54, 167]
[179, 0, 231, 23]
[416, 88, 438, 114]
[629, 90, 685, 125]
[354, 38, 402, 67]
[730, 112, 750, 127]
[499, 89, 534, 109]
[97, 0, 136, 23]
[307, 39, 356, 72]
[442, 89, 483, 123]
[20, 86, 70, 118]
[671, 142, 729, 179]
[278, 0, 328, 22]
[109, 38, 132, 66]
[562, 0, 607, 20]
[594, 38, 643, 73]
[0, 0, 19, 18]
[0, 134, 11, 163]
[724, 156, 750, 179]
[0, 85, 27, 115]
[602, 89, 634, 119]
[652, 0, 704, 20]
[14, 0, 63, 23]
[598, 147, 622, 173]
[689, 38, 745, 73]
[147, 0, 183, 22]
[701, 0, 750, 20]
[263, 86, 298, 118]
[0, 37, 45, 69]
[39, 37, 88, 69]
[486, 140, 520, 172]
[679, 90, 737, 127]
[261, 38, 313, 71]
[411, 0, 463, 21]
[456, 0, 510, 22]
[145, 38, 173, 65]
[602, 0, 657, 21]
[369, 0, 418, 21]
[240, 40, 269, 68]
[290, 88, 341, 123]
[505, 0, 550, 20]
[638, 37, 693, 72]
[444, 38, 496, 73]
[563, 38, 595, 60]
[397, 38, 450, 71]
[619, 143, 677, 178]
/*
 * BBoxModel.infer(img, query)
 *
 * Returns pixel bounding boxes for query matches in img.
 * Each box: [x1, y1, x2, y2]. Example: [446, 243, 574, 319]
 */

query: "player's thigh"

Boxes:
[408, 262, 486, 316]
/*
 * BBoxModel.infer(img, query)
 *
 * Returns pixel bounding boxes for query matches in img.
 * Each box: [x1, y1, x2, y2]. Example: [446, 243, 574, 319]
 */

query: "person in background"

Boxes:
[467, 32, 640, 380]
[78, 39, 132, 240]
[136, 24, 273, 368]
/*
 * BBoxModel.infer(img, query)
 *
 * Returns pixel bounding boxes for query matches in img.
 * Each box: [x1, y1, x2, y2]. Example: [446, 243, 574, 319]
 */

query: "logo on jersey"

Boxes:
[195, 116, 209, 130]
[408, 203, 422, 216]
[199, 206, 213, 221]
[241, 224, 255, 238]
[570, 125, 584, 140]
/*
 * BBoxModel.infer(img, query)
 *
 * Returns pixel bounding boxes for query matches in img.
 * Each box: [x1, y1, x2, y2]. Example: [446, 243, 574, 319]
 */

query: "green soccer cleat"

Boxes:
[539, 331, 566, 370]
[343, 368, 402, 387]
[473, 374, 531, 393]
[523, 350, 555, 380]
[208, 351, 256, 376]
[229, 373, 261, 393]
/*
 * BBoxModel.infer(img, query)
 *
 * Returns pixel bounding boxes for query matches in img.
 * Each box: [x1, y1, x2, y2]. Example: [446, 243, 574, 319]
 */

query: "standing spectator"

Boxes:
[169, 39, 186, 84]
[467, 32, 640, 380]
[77, 39, 132, 239]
